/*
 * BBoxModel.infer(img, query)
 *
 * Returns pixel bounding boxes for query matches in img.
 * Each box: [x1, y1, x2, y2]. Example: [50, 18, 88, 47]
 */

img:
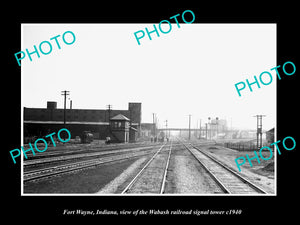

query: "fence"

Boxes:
[223, 139, 272, 151]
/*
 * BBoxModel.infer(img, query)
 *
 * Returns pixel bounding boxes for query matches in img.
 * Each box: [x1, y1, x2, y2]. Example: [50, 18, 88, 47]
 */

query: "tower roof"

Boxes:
[110, 114, 130, 121]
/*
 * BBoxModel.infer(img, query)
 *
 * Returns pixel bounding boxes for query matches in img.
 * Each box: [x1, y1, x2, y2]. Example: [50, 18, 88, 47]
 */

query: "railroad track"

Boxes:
[121, 142, 173, 194]
[23, 147, 160, 183]
[24, 145, 160, 168]
[24, 142, 162, 160]
[181, 141, 267, 194]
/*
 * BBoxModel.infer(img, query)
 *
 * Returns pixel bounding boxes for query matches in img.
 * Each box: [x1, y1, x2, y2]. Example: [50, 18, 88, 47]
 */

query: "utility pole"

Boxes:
[107, 104, 113, 138]
[164, 120, 168, 139]
[253, 115, 266, 150]
[107, 104, 112, 121]
[199, 119, 202, 139]
[208, 117, 211, 140]
[216, 117, 219, 139]
[152, 113, 156, 138]
[68, 98, 72, 121]
[61, 90, 70, 128]
[188, 115, 191, 140]
[195, 120, 198, 138]
[61, 90, 70, 141]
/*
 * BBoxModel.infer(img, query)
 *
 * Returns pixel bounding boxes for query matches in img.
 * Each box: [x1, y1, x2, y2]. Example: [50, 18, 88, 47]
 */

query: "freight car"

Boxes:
[158, 131, 165, 142]
[80, 131, 93, 144]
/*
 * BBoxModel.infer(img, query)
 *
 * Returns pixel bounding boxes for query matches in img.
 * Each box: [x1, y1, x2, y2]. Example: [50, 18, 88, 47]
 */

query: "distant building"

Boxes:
[210, 119, 227, 132]
[140, 123, 156, 138]
[207, 118, 228, 139]
[266, 128, 275, 144]
[23, 101, 141, 143]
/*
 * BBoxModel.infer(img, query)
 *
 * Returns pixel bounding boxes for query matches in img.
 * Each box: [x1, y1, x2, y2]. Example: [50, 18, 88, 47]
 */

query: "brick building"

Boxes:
[23, 102, 141, 142]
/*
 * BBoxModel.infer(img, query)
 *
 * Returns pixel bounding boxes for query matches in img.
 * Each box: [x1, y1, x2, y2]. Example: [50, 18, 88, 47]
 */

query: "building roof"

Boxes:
[24, 120, 109, 125]
[110, 114, 130, 121]
[23, 120, 139, 126]
[130, 126, 138, 131]
[141, 123, 154, 129]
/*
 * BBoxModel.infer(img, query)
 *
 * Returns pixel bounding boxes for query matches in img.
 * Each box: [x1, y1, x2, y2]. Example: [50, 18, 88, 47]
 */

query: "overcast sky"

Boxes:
[22, 23, 276, 130]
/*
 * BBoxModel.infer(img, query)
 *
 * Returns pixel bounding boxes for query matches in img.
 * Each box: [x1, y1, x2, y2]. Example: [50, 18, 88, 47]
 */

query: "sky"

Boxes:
[22, 23, 276, 130]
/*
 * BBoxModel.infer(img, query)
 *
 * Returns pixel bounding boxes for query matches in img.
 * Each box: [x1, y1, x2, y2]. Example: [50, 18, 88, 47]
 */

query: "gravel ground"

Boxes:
[164, 144, 223, 194]
[96, 157, 148, 194]
[124, 147, 171, 194]
[194, 144, 275, 194]
[23, 158, 139, 193]
[98, 143, 225, 194]
[24, 141, 275, 194]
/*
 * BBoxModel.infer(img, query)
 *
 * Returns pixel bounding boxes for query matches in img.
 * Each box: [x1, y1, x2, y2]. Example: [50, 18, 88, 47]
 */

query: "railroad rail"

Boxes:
[24, 145, 160, 168]
[121, 142, 173, 194]
[181, 141, 267, 194]
[23, 147, 160, 183]
[23, 142, 162, 160]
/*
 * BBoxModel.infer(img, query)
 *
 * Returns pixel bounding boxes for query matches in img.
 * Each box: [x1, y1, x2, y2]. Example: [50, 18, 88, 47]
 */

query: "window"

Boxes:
[112, 121, 123, 128]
